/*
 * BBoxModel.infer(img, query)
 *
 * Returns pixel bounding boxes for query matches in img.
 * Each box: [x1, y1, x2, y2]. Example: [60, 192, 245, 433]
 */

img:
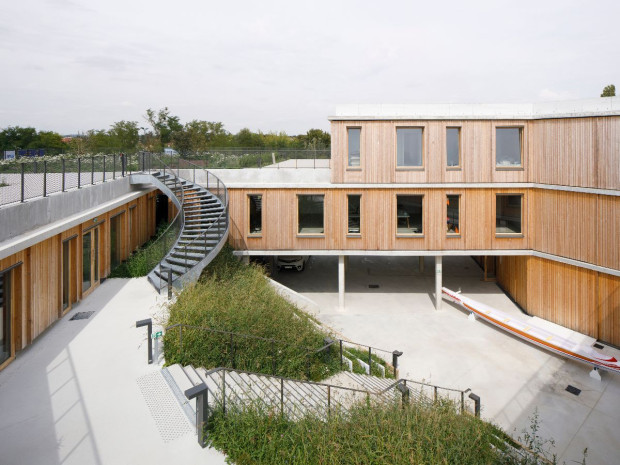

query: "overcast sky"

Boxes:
[0, 0, 618, 135]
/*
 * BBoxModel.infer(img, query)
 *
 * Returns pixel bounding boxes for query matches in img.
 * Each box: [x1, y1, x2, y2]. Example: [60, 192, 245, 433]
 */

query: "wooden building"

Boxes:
[0, 182, 158, 371]
[225, 98, 620, 346]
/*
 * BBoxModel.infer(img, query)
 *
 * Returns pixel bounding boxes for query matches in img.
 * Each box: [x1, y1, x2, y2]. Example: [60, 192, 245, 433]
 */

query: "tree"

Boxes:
[108, 120, 139, 151]
[601, 84, 616, 97]
[144, 107, 183, 150]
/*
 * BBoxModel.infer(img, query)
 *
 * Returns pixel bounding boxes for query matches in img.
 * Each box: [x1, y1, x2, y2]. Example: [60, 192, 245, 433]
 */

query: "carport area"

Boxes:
[271, 255, 620, 465]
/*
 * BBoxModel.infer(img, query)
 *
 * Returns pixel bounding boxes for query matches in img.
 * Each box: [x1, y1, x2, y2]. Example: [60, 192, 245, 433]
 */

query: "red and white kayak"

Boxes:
[442, 287, 620, 375]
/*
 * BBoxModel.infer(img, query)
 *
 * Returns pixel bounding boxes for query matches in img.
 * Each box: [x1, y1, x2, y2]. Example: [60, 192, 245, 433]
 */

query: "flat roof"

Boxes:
[328, 97, 620, 121]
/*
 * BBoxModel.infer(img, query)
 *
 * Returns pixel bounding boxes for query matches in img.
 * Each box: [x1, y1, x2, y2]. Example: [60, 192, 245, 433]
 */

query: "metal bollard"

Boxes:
[135, 318, 153, 364]
[185, 383, 209, 448]
[397, 382, 410, 407]
[469, 392, 481, 418]
[392, 350, 403, 378]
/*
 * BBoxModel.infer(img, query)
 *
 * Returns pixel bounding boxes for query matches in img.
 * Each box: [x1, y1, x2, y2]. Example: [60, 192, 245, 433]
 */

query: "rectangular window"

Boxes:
[298, 195, 324, 234]
[347, 195, 361, 234]
[396, 195, 423, 234]
[248, 195, 262, 235]
[347, 128, 361, 167]
[397, 128, 423, 167]
[446, 195, 460, 235]
[496, 128, 522, 167]
[446, 128, 460, 168]
[496, 195, 522, 234]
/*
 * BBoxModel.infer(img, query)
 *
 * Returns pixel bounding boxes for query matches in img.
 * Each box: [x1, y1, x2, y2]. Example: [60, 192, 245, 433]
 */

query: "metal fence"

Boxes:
[0, 153, 141, 207]
[178, 148, 331, 169]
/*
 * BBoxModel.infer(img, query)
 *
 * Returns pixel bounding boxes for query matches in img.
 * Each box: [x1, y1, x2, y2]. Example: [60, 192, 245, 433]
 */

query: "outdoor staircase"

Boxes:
[163, 364, 401, 425]
[146, 171, 228, 292]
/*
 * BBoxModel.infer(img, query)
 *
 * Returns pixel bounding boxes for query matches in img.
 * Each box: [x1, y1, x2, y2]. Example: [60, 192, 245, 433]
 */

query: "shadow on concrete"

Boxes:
[0, 278, 133, 465]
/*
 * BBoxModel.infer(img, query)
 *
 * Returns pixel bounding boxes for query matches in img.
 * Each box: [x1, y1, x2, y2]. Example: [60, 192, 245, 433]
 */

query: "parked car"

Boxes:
[276, 256, 309, 271]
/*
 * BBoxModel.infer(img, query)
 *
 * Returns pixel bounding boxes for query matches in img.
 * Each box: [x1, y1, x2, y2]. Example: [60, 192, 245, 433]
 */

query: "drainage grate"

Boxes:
[70, 311, 95, 321]
[593, 343, 604, 350]
[368, 284, 380, 289]
[565, 385, 581, 396]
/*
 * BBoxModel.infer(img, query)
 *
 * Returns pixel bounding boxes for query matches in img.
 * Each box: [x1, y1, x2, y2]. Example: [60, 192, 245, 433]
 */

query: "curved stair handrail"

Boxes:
[132, 153, 230, 294]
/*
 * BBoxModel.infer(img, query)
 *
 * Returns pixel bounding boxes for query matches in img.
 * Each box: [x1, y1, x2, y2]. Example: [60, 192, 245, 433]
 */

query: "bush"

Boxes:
[206, 399, 518, 465]
[163, 246, 341, 380]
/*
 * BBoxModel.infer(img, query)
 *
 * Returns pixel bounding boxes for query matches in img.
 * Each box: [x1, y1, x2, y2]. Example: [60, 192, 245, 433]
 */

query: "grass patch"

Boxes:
[109, 222, 171, 278]
[205, 399, 551, 465]
[345, 346, 395, 378]
[163, 245, 342, 380]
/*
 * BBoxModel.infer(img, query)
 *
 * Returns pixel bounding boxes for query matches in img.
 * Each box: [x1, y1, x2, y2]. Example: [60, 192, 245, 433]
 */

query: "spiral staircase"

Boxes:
[130, 154, 229, 294]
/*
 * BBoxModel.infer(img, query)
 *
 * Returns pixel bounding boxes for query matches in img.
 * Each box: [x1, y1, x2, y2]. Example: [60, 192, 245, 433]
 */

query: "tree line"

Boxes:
[0, 107, 331, 156]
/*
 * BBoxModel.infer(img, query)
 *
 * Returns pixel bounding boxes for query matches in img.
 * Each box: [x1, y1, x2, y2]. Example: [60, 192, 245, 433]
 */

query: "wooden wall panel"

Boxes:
[599, 273, 620, 346]
[29, 236, 61, 340]
[229, 188, 532, 253]
[526, 257, 598, 338]
[596, 117, 620, 190]
[496, 255, 528, 308]
[597, 195, 620, 270]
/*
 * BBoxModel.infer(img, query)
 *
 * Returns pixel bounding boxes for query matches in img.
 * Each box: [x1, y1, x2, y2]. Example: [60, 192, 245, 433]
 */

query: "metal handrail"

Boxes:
[139, 153, 186, 284]
[169, 158, 229, 287]
[0, 152, 137, 207]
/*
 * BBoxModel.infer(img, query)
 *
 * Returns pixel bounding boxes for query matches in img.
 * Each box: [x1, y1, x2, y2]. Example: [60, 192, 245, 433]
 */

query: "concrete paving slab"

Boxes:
[0, 277, 227, 465]
[272, 255, 620, 464]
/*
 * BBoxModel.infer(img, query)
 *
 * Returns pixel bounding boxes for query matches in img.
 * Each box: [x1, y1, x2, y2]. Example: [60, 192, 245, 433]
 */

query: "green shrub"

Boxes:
[205, 399, 522, 465]
[163, 246, 341, 380]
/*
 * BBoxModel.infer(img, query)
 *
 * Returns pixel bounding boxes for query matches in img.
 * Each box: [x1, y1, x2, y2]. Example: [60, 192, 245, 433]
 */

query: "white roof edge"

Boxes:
[328, 97, 620, 121]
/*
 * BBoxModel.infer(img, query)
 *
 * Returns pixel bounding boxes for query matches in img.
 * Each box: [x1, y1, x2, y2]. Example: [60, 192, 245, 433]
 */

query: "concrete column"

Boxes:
[419, 256, 424, 273]
[435, 256, 442, 310]
[241, 255, 250, 265]
[338, 255, 345, 310]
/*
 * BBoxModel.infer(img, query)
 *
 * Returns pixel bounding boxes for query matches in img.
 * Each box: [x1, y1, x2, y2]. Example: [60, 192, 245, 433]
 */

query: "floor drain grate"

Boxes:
[565, 385, 581, 396]
[368, 284, 380, 289]
[593, 343, 604, 349]
[70, 311, 95, 321]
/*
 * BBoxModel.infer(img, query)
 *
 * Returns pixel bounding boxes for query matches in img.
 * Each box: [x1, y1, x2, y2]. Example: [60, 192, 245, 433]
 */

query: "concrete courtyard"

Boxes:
[272, 255, 620, 465]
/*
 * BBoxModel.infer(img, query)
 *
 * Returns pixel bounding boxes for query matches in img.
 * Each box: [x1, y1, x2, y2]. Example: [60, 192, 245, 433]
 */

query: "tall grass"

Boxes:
[163, 246, 341, 380]
[109, 222, 170, 278]
[206, 399, 537, 465]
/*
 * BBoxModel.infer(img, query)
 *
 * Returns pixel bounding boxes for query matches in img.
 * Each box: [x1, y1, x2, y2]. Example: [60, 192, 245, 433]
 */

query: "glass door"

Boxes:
[0, 271, 11, 365]
[82, 227, 100, 295]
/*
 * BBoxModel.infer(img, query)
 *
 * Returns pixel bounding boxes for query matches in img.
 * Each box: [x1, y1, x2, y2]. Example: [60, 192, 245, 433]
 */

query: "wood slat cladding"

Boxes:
[497, 256, 620, 346]
[228, 188, 529, 253]
[331, 116, 620, 190]
[0, 190, 157, 364]
[599, 273, 620, 345]
[597, 195, 620, 270]
[331, 120, 529, 184]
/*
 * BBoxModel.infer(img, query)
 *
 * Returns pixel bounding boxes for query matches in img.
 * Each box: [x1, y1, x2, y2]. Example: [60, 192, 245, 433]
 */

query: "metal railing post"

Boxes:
[167, 269, 172, 300]
[20, 163, 25, 202]
[113, 154, 116, 179]
[461, 391, 465, 414]
[135, 318, 153, 364]
[392, 350, 403, 378]
[271, 341, 277, 375]
[103, 155, 106, 182]
[230, 334, 235, 369]
[280, 378, 284, 417]
[43, 161, 47, 197]
[339, 340, 343, 370]
[78, 158, 81, 188]
[469, 393, 481, 418]
[368, 347, 372, 375]
[62, 158, 66, 192]
[397, 382, 410, 407]
[179, 324, 183, 357]
[91, 156, 94, 185]
[327, 385, 331, 417]
[222, 371, 226, 415]
[434, 386, 438, 402]
[185, 383, 209, 448]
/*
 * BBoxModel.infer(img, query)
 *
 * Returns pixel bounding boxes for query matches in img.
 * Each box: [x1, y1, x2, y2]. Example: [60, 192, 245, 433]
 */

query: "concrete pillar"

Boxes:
[241, 255, 249, 265]
[419, 256, 424, 273]
[435, 256, 442, 310]
[338, 255, 345, 310]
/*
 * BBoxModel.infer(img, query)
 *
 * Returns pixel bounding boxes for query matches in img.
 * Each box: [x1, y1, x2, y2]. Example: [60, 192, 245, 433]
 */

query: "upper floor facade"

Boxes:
[329, 98, 620, 190]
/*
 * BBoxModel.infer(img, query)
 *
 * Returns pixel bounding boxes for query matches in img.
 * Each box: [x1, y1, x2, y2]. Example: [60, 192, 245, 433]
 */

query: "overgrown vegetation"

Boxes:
[109, 222, 171, 278]
[345, 346, 395, 378]
[206, 399, 561, 465]
[163, 246, 343, 380]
